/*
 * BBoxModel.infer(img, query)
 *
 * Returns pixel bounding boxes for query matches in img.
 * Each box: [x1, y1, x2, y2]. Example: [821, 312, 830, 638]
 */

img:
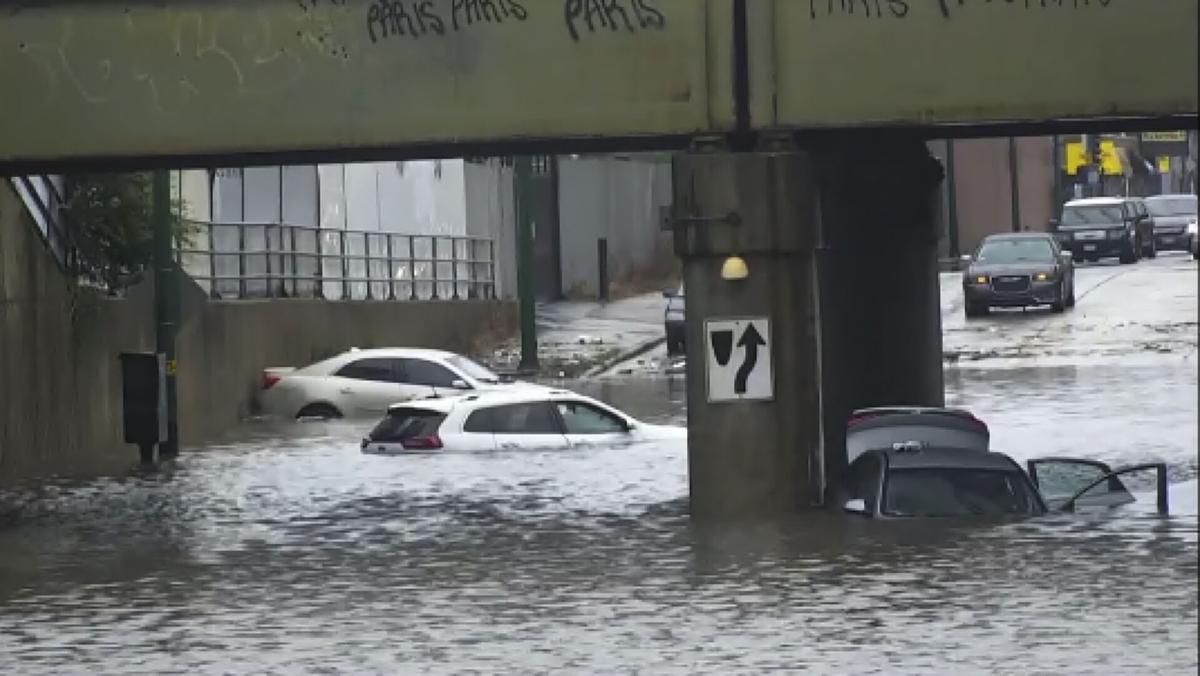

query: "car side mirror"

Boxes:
[843, 498, 868, 516]
[451, 379, 471, 391]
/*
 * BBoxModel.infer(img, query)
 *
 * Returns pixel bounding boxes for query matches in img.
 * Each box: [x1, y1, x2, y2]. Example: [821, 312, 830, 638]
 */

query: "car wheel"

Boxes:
[1051, 282, 1066, 313]
[1119, 244, 1137, 265]
[1065, 281, 1076, 308]
[296, 403, 342, 420]
[1145, 238, 1158, 259]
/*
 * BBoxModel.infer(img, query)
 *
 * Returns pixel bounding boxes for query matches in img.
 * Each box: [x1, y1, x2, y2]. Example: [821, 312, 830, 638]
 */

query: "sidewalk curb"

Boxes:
[584, 336, 668, 378]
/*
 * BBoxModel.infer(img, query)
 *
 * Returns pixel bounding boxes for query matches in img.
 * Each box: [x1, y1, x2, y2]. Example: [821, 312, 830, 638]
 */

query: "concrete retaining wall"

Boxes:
[1, 181, 517, 484]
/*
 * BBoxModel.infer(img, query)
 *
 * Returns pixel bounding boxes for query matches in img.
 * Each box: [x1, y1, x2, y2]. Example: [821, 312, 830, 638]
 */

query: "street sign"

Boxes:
[705, 317, 773, 403]
[1142, 131, 1188, 143]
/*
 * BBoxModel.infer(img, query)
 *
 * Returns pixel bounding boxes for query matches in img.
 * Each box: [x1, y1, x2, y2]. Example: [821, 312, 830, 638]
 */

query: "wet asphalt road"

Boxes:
[0, 256, 1196, 674]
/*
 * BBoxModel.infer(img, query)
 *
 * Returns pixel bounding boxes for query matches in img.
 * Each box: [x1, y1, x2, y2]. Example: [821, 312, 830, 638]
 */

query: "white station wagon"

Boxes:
[360, 390, 686, 454]
[259, 348, 544, 419]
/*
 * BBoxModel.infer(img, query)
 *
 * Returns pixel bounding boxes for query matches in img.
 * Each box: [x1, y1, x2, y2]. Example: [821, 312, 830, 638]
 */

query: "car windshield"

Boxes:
[882, 468, 1041, 517]
[1060, 205, 1124, 226]
[1145, 196, 1197, 217]
[446, 355, 500, 384]
[976, 238, 1055, 264]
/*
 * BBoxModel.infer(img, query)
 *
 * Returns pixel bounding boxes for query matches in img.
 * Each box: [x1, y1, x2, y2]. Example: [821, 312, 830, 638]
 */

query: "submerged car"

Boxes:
[835, 408, 1170, 519]
[361, 389, 686, 454]
[259, 348, 542, 419]
[1143, 194, 1198, 255]
[1052, 197, 1154, 263]
[961, 233, 1075, 318]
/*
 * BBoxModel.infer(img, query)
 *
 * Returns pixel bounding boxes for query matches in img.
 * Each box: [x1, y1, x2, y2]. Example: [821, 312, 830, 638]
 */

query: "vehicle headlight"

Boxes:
[1033, 272, 1052, 282]
[972, 275, 988, 285]
[1109, 230, 1126, 241]
[1188, 221, 1198, 235]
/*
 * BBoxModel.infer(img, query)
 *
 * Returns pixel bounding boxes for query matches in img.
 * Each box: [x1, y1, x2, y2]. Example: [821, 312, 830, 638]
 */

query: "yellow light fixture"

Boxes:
[721, 255, 749, 281]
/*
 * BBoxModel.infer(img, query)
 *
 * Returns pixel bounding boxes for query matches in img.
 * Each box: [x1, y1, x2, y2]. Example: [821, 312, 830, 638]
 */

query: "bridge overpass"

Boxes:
[1, 0, 1196, 516]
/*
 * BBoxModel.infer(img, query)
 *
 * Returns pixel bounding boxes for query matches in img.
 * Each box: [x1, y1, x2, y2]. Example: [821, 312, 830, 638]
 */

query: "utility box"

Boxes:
[120, 352, 167, 446]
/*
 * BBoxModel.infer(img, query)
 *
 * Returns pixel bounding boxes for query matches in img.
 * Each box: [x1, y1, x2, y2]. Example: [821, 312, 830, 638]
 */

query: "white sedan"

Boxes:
[360, 389, 686, 454]
[259, 348, 544, 419]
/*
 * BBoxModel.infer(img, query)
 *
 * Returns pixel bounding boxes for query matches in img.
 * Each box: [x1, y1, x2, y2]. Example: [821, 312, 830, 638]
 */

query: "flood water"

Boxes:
[1, 366, 1196, 674]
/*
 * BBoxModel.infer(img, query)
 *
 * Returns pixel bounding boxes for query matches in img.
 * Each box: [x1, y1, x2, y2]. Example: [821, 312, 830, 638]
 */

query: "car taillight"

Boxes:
[262, 372, 282, 390]
[401, 435, 443, 450]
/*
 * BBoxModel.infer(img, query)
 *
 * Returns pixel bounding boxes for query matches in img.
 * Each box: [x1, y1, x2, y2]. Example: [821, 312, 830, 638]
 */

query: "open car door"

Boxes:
[1027, 458, 1169, 515]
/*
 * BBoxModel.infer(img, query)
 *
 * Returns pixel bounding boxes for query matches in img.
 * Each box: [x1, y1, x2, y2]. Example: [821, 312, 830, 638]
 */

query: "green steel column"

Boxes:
[1008, 137, 1021, 232]
[946, 139, 960, 259]
[514, 157, 538, 373]
[152, 170, 179, 459]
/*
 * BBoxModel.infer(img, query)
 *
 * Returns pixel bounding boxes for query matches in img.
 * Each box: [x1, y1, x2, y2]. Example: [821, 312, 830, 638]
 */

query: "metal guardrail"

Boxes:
[179, 221, 496, 301]
[10, 176, 74, 272]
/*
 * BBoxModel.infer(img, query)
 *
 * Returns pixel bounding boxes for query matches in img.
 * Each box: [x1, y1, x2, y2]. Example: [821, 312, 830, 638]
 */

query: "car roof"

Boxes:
[979, 232, 1054, 242]
[1064, 197, 1127, 207]
[878, 446, 1021, 471]
[385, 388, 591, 414]
[1144, 193, 1197, 202]
[335, 347, 459, 361]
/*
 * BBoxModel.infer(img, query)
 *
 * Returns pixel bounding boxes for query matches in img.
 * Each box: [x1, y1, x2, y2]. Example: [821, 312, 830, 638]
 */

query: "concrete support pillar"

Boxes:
[673, 152, 823, 519]
[811, 137, 946, 481]
[674, 138, 945, 519]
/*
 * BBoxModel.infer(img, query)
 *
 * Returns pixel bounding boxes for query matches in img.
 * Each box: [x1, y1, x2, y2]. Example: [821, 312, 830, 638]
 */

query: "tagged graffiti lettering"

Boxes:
[810, 0, 909, 18]
[937, 0, 1113, 18]
[368, 0, 528, 42]
[564, 0, 666, 41]
[809, 0, 1114, 20]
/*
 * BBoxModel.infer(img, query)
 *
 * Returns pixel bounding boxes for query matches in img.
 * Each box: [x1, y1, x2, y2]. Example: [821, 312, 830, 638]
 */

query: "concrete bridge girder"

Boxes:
[0, 0, 1196, 170]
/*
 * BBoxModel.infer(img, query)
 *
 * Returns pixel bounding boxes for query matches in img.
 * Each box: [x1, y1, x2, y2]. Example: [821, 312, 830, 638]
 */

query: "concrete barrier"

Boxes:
[1, 181, 517, 483]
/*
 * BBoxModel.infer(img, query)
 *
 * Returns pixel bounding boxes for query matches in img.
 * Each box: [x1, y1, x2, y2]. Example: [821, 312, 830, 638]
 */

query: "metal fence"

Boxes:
[180, 221, 496, 301]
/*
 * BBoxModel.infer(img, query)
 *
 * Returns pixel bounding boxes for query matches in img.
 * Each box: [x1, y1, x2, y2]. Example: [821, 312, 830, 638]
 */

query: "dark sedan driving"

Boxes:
[961, 233, 1075, 318]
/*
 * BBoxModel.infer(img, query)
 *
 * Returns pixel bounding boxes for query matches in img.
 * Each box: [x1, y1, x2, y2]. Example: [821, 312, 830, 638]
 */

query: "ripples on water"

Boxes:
[1, 370, 1196, 674]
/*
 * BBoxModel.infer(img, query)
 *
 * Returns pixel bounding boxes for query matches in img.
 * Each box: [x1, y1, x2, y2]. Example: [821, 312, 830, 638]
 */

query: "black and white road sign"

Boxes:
[704, 317, 773, 402]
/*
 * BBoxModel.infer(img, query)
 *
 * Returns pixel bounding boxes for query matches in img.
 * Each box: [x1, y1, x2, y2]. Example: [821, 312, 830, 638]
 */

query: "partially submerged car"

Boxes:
[961, 233, 1076, 318]
[259, 348, 543, 419]
[836, 408, 1171, 518]
[361, 389, 686, 454]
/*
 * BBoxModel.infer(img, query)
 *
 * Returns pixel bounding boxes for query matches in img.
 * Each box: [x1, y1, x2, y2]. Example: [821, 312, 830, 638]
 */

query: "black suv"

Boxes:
[1053, 197, 1156, 264]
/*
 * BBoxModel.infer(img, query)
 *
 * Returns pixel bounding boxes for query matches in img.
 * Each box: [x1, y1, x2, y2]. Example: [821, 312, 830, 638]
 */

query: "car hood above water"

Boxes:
[635, 423, 687, 441]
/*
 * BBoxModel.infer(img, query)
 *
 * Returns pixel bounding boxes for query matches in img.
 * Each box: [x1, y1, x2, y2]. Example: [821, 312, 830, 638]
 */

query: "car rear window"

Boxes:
[369, 408, 446, 442]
